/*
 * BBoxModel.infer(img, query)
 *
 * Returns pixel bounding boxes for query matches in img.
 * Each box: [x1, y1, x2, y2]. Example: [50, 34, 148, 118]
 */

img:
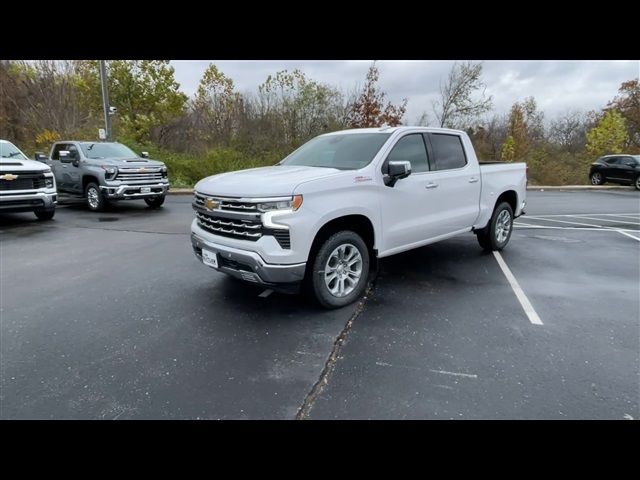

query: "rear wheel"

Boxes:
[476, 202, 514, 251]
[635, 175, 640, 190]
[308, 230, 370, 309]
[85, 182, 108, 211]
[34, 208, 55, 221]
[590, 171, 605, 185]
[144, 195, 166, 208]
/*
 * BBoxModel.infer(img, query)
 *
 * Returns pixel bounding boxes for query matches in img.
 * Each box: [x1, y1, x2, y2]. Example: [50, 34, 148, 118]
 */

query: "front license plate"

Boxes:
[140, 187, 151, 193]
[202, 249, 218, 268]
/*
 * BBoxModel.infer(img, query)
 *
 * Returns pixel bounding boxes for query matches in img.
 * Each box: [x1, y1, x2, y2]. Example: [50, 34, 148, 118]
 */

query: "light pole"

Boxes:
[99, 60, 112, 141]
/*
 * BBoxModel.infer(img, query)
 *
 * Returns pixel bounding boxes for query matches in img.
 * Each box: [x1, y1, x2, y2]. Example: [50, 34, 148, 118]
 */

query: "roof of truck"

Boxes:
[326, 126, 465, 136]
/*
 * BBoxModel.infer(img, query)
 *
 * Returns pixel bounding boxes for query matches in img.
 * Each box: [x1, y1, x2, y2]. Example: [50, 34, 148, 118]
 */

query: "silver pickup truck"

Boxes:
[1, 139, 57, 220]
[44, 141, 170, 212]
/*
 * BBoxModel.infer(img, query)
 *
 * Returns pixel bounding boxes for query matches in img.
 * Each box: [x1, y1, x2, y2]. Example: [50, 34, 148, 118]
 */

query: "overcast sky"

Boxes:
[171, 60, 639, 124]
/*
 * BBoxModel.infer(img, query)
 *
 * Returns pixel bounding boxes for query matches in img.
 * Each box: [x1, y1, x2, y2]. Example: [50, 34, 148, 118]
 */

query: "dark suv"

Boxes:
[589, 154, 640, 190]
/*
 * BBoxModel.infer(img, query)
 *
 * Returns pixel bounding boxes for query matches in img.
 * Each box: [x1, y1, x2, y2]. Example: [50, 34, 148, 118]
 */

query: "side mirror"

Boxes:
[141, 151, 149, 158]
[59, 150, 72, 163]
[386, 160, 412, 187]
[34, 152, 48, 162]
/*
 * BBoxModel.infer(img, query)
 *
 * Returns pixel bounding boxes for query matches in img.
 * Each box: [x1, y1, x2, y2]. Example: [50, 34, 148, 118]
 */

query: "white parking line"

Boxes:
[617, 230, 640, 242]
[522, 216, 610, 229]
[524, 213, 640, 218]
[492, 251, 543, 326]
[569, 215, 640, 226]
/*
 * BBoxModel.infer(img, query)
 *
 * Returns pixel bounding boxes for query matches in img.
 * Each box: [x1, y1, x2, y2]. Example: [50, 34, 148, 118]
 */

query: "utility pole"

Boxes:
[99, 60, 112, 141]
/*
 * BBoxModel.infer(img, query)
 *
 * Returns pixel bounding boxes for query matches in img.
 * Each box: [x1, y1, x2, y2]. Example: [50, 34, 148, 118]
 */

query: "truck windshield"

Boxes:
[80, 142, 138, 159]
[0, 142, 28, 161]
[280, 133, 392, 170]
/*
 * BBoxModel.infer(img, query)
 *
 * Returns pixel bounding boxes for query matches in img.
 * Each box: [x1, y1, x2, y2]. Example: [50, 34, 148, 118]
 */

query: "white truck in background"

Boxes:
[191, 126, 527, 308]
[0, 139, 57, 220]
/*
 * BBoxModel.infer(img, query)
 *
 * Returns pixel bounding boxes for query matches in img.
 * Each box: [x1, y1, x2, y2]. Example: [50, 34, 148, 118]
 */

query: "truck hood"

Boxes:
[195, 165, 342, 197]
[0, 158, 52, 172]
[90, 157, 165, 167]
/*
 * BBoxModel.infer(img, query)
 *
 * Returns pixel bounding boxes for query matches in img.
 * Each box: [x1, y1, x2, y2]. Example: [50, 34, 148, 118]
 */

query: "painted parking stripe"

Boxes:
[524, 213, 639, 218]
[570, 215, 640, 226]
[617, 230, 640, 242]
[493, 251, 543, 326]
[522, 216, 610, 229]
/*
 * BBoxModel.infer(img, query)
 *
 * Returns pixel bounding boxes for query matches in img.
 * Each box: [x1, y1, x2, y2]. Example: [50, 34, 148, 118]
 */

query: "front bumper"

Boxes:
[100, 182, 169, 200]
[0, 191, 57, 212]
[191, 232, 306, 286]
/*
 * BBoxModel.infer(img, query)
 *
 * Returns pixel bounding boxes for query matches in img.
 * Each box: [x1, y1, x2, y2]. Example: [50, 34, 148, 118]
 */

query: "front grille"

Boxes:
[196, 211, 263, 241]
[194, 192, 292, 249]
[115, 167, 164, 183]
[0, 172, 46, 191]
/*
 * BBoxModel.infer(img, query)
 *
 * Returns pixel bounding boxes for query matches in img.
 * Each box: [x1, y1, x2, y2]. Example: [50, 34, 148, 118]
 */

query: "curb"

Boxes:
[168, 186, 635, 195]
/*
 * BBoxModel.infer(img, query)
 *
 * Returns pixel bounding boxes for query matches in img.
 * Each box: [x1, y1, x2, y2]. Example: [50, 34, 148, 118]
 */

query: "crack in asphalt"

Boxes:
[295, 278, 376, 420]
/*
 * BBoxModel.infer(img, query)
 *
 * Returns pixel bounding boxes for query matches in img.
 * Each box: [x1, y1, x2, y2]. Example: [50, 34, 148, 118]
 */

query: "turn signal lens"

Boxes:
[292, 195, 303, 211]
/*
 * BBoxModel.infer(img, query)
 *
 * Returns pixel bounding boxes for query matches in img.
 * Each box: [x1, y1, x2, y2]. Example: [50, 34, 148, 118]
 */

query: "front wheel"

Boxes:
[34, 209, 55, 221]
[634, 175, 640, 191]
[308, 231, 370, 309]
[476, 202, 514, 251]
[590, 172, 605, 185]
[144, 195, 166, 208]
[85, 182, 108, 212]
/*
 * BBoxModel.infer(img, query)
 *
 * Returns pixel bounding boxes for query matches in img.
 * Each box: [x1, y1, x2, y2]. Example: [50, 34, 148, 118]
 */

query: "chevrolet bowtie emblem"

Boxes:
[0, 173, 18, 181]
[204, 198, 219, 210]
[139, 168, 147, 173]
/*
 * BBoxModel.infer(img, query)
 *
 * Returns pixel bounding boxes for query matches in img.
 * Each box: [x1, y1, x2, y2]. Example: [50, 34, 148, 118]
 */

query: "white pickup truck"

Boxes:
[191, 126, 527, 308]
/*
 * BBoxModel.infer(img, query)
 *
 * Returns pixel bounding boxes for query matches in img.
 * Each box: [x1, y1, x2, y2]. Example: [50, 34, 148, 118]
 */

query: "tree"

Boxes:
[77, 60, 187, 142]
[548, 109, 590, 153]
[344, 62, 407, 128]
[607, 79, 640, 149]
[192, 63, 240, 144]
[585, 109, 629, 156]
[431, 61, 493, 128]
[499, 97, 544, 161]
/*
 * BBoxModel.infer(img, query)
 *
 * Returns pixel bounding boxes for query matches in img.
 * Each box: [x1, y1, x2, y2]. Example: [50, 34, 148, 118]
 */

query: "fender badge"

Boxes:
[354, 175, 372, 183]
[0, 174, 18, 181]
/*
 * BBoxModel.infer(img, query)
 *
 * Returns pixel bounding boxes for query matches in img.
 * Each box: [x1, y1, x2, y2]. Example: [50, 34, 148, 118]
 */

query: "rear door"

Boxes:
[424, 132, 481, 233]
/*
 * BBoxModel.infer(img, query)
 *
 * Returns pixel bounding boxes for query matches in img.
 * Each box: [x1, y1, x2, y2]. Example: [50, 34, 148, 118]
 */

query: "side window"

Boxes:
[51, 144, 66, 160]
[385, 134, 429, 173]
[430, 134, 467, 170]
[67, 144, 79, 157]
[604, 157, 619, 165]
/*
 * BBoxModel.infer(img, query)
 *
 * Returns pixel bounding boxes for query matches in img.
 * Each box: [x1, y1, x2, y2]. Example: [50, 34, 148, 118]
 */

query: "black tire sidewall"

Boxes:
[145, 195, 166, 208]
[635, 175, 640, 190]
[311, 231, 370, 309]
[489, 202, 514, 251]
[34, 209, 55, 220]
[85, 182, 106, 211]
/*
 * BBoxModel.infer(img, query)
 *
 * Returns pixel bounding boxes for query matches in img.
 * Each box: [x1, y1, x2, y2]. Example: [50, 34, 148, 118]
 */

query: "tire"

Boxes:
[144, 195, 166, 208]
[308, 230, 370, 309]
[85, 182, 108, 212]
[34, 208, 55, 221]
[476, 202, 514, 252]
[590, 171, 605, 185]
[634, 175, 640, 191]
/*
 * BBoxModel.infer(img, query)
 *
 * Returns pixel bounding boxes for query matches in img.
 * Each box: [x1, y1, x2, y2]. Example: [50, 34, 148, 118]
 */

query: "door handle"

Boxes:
[425, 183, 439, 189]
[469, 177, 479, 183]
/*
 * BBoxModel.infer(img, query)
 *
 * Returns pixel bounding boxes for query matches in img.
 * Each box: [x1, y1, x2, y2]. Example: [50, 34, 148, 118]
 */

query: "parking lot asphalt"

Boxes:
[1, 189, 639, 419]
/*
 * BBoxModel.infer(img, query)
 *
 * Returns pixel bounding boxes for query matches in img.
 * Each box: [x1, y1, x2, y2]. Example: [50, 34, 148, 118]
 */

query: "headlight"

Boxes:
[101, 165, 118, 180]
[161, 166, 168, 173]
[257, 195, 303, 212]
[45, 178, 54, 188]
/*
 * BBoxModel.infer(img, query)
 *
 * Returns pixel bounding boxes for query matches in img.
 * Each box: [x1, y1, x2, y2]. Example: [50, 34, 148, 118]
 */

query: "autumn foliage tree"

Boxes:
[586, 109, 629, 156]
[345, 63, 407, 128]
[607, 79, 640, 149]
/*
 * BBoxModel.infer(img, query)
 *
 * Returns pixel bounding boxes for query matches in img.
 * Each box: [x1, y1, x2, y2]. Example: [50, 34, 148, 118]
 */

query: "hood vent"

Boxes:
[124, 159, 148, 163]
[0, 162, 23, 166]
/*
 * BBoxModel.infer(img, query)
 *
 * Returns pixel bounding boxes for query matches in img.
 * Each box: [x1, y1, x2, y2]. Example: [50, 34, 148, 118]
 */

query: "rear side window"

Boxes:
[385, 134, 429, 173]
[603, 157, 619, 165]
[430, 134, 467, 170]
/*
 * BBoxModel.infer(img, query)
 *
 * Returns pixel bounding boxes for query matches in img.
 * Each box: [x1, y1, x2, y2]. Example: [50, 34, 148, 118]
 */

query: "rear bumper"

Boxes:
[100, 182, 169, 200]
[191, 232, 306, 286]
[0, 191, 57, 212]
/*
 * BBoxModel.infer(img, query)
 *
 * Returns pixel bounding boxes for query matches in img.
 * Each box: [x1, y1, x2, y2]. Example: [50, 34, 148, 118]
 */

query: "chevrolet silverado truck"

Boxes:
[1, 139, 57, 220]
[46, 141, 169, 211]
[191, 126, 527, 308]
